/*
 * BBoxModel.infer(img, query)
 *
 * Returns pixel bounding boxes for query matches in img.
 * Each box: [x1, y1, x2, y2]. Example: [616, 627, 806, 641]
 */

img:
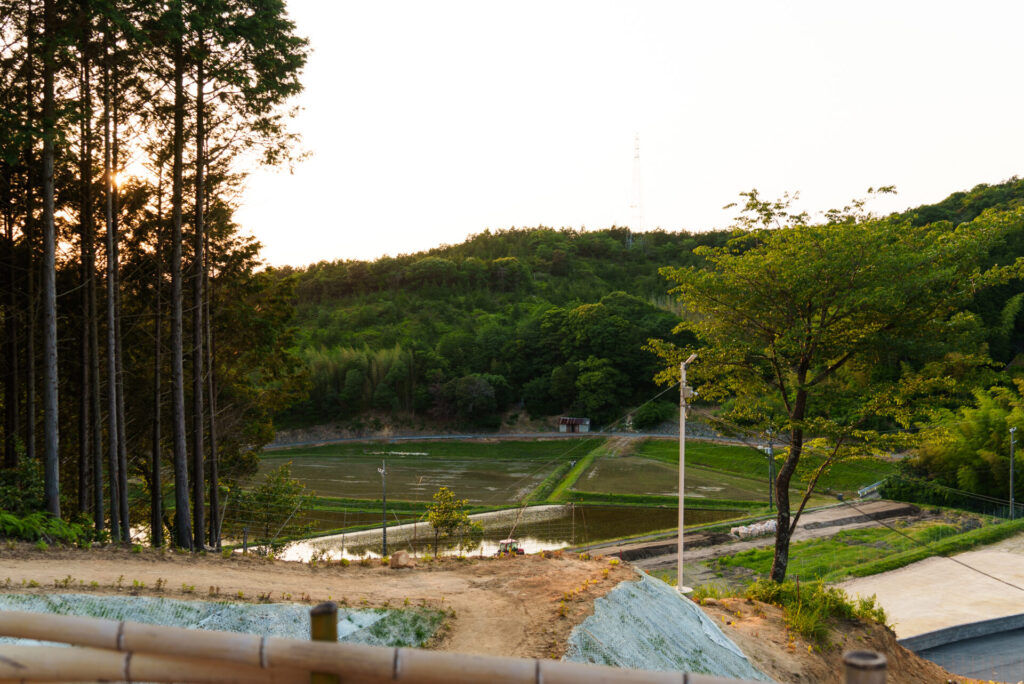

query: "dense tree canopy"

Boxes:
[653, 191, 1024, 582]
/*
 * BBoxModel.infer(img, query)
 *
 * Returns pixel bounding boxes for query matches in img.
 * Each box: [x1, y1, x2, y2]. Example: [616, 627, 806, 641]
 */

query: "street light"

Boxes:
[678, 353, 697, 594]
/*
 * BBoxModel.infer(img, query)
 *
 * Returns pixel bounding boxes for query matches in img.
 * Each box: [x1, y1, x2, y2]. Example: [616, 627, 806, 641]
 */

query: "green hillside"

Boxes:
[273, 178, 1024, 431]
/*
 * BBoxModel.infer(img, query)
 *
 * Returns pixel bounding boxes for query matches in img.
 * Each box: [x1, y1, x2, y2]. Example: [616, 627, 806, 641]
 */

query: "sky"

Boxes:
[235, 1, 1024, 267]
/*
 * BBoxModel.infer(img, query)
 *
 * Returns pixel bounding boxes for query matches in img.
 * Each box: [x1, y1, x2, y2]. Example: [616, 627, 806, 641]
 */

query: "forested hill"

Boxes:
[273, 178, 1024, 431]
[272, 227, 733, 428]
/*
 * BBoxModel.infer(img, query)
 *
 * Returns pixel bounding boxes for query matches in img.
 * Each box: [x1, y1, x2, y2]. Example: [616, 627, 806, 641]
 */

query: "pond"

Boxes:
[280, 504, 744, 562]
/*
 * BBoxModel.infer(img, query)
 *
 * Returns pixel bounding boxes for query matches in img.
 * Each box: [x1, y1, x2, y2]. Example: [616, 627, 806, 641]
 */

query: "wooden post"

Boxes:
[843, 650, 886, 684]
[310, 602, 339, 684]
[242, 527, 248, 555]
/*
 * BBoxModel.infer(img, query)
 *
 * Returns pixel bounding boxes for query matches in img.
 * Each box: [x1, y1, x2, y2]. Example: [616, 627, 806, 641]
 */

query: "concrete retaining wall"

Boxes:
[899, 612, 1024, 651]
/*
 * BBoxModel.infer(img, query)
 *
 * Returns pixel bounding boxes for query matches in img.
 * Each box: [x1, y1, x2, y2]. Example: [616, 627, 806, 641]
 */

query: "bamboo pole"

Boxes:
[310, 601, 340, 684]
[0, 610, 769, 684]
[0, 645, 307, 683]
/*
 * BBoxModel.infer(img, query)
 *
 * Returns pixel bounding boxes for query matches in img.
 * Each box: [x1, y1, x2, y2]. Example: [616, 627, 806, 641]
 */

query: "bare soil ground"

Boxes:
[0, 545, 977, 681]
[699, 597, 979, 684]
[0, 545, 631, 659]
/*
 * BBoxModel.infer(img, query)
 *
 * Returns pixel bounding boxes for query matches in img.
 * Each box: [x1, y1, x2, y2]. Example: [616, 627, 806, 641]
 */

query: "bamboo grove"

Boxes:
[0, 0, 307, 549]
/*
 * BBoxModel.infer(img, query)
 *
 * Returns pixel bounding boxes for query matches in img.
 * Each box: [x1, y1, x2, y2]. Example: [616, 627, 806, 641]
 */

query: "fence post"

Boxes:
[242, 527, 248, 555]
[843, 650, 886, 684]
[310, 602, 339, 684]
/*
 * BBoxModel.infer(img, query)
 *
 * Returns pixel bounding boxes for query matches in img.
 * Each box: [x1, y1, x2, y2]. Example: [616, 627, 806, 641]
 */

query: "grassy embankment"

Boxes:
[713, 515, 1024, 583]
[635, 440, 899, 497]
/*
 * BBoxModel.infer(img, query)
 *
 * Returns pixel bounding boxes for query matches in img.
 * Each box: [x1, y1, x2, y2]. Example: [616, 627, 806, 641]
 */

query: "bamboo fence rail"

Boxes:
[0, 607, 876, 683]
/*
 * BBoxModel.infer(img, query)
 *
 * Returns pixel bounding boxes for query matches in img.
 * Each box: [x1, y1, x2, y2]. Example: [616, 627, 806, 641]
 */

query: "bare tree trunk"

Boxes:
[191, 52, 205, 551]
[77, 19, 94, 515]
[170, 8, 193, 549]
[24, 0, 37, 466]
[112, 98, 129, 543]
[4, 179, 19, 470]
[102, 32, 121, 540]
[40, 0, 60, 518]
[205, 229, 218, 549]
[151, 163, 164, 548]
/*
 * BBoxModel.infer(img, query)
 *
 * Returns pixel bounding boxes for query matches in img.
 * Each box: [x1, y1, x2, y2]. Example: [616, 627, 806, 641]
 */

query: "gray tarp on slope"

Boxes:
[0, 594, 442, 647]
[564, 572, 772, 681]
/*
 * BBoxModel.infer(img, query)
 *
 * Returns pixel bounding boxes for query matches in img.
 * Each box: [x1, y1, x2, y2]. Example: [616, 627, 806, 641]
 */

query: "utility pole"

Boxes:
[678, 353, 697, 594]
[767, 429, 776, 512]
[378, 460, 388, 556]
[1011, 427, 1016, 520]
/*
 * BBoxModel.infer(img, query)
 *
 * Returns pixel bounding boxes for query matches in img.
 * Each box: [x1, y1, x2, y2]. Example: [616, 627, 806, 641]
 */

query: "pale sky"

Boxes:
[235, 1, 1024, 267]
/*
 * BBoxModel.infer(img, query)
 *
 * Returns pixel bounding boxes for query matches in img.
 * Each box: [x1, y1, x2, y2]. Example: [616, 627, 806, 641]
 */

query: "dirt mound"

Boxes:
[0, 544, 631, 660]
[697, 597, 979, 683]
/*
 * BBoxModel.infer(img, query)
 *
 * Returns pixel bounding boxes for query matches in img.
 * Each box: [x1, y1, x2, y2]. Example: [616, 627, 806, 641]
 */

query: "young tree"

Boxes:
[652, 191, 1024, 582]
[426, 486, 471, 556]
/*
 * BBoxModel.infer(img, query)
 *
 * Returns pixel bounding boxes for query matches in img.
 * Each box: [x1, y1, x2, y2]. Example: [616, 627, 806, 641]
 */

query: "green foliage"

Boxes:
[904, 380, 1024, 511]
[277, 227, 715, 428]
[222, 463, 314, 553]
[0, 511, 90, 546]
[0, 458, 44, 516]
[652, 189, 1024, 581]
[632, 400, 676, 431]
[426, 487, 473, 555]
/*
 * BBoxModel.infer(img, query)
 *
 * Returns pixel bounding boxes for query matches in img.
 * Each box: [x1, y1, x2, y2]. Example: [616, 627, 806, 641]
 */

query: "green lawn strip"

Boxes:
[713, 518, 1024, 583]
[821, 517, 1024, 582]
[524, 458, 576, 504]
[637, 439, 897, 492]
[547, 440, 611, 502]
[265, 438, 601, 462]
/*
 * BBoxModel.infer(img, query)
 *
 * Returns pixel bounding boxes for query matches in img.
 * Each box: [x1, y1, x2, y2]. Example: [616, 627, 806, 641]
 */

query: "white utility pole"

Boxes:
[379, 460, 388, 556]
[678, 353, 697, 594]
[1011, 427, 1017, 520]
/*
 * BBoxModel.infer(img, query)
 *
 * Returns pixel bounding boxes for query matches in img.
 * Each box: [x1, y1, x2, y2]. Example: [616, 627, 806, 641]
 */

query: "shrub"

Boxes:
[632, 400, 676, 431]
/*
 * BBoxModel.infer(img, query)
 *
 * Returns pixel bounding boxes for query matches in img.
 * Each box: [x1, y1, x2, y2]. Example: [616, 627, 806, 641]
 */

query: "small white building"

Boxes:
[558, 417, 590, 433]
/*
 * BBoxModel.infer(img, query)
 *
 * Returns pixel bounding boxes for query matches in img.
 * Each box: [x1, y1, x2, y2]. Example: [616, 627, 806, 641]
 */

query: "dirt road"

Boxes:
[0, 545, 632, 659]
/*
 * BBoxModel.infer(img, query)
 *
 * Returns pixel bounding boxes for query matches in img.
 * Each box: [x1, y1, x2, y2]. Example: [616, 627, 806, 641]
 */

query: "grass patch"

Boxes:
[637, 440, 896, 493]
[692, 579, 888, 647]
[714, 516, 1024, 583]
[524, 458, 576, 504]
[548, 440, 612, 502]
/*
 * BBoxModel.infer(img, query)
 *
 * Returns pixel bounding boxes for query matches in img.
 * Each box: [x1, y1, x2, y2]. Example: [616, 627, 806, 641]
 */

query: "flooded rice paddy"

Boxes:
[578, 456, 773, 501]
[283, 504, 741, 561]
[259, 439, 597, 504]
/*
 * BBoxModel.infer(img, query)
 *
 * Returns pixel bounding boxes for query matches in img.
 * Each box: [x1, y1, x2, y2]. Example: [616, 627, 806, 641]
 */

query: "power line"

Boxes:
[836, 497, 1024, 595]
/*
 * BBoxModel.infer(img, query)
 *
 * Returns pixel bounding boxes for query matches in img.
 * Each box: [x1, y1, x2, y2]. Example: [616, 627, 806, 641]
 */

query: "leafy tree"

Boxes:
[652, 190, 1023, 582]
[223, 462, 313, 554]
[426, 486, 471, 556]
[911, 381, 1024, 504]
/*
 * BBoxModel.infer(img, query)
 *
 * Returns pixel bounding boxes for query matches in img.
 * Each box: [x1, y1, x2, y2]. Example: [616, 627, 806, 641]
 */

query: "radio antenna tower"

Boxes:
[629, 134, 643, 235]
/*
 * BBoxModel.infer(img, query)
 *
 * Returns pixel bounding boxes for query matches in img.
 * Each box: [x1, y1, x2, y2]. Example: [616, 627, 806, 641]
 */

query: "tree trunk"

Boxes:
[5, 175, 19, 470]
[41, 0, 60, 518]
[151, 164, 164, 548]
[102, 33, 121, 541]
[191, 52, 206, 551]
[24, 0, 37, 466]
[206, 229, 219, 549]
[77, 21, 94, 515]
[170, 10, 193, 550]
[768, 389, 807, 583]
[112, 98, 129, 542]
